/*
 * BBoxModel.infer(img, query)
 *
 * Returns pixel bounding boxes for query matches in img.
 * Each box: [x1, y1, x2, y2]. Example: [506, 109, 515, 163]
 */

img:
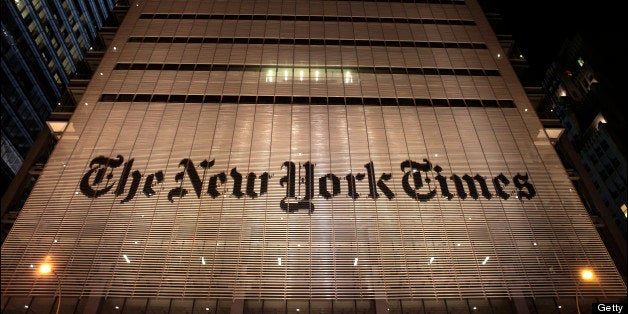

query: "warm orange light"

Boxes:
[38, 256, 54, 275]
[38, 263, 53, 275]
[581, 269, 594, 281]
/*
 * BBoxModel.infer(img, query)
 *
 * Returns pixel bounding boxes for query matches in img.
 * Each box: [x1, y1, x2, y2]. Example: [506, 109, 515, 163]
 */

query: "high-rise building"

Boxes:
[538, 33, 627, 277]
[1, 0, 625, 313]
[0, 0, 123, 200]
[1, 0, 128, 241]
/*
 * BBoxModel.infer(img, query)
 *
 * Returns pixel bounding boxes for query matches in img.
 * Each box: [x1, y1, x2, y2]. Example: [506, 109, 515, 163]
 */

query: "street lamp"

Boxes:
[37, 256, 62, 314]
[576, 268, 595, 314]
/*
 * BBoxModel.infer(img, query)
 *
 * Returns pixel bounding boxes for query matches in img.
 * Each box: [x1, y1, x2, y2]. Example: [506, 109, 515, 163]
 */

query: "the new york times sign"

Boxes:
[80, 155, 536, 212]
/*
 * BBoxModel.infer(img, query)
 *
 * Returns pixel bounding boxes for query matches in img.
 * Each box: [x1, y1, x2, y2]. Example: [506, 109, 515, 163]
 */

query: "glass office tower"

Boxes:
[1, 0, 119, 195]
[2, 0, 625, 313]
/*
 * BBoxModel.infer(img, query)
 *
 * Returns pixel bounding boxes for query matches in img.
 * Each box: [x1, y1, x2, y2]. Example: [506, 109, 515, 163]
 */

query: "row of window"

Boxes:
[99, 94, 515, 108]
[113, 63, 500, 77]
[127, 37, 488, 49]
[5, 296, 600, 314]
[138, 14, 475, 25]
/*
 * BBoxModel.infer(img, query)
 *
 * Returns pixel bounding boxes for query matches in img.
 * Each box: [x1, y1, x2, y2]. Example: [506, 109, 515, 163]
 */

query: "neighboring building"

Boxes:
[1, 0, 121, 200]
[480, 0, 627, 281]
[1, 1, 625, 313]
[538, 33, 627, 277]
[1, 0, 128, 241]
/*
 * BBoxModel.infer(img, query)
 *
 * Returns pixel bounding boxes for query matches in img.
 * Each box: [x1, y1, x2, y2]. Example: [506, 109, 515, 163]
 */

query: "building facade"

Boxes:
[1, 0, 120, 197]
[1, 0, 626, 313]
[539, 34, 627, 267]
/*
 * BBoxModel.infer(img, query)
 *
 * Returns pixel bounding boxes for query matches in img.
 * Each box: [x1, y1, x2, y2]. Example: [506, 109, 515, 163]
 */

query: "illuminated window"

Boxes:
[344, 70, 353, 83]
[265, 69, 274, 82]
[577, 57, 585, 67]
[621, 204, 627, 218]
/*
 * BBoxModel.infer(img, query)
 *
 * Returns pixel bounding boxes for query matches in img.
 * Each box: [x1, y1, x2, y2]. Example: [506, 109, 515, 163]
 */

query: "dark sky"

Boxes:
[492, 1, 623, 84]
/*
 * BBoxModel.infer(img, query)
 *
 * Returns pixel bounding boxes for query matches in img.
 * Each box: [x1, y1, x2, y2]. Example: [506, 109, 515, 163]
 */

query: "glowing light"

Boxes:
[429, 257, 435, 264]
[577, 57, 584, 67]
[593, 113, 607, 130]
[38, 263, 52, 275]
[581, 269, 594, 281]
[481, 256, 490, 265]
[344, 71, 353, 83]
[353, 258, 358, 266]
[277, 257, 282, 266]
[299, 70, 304, 81]
[201, 257, 206, 265]
[266, 69, 274, 83]
[123, 255, 131, 263]
[284, 70, 288, 81]
[315, 70, 319, 81]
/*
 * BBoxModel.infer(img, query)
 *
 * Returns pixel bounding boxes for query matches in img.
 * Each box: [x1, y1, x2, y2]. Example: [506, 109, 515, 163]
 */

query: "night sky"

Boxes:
[493, 1, 623, 85]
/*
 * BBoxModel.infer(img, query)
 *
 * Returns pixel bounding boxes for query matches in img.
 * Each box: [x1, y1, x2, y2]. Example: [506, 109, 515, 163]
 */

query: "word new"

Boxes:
[80, 155, 536, 212]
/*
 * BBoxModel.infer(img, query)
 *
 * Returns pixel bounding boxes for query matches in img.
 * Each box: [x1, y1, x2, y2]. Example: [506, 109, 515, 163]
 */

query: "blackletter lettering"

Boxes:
[79, 156, 536, 207]
[208, 172, 227, 198]
[513, 173, 536, 200]
[199, 159, 226, 198]
[231, 168, 244, 198]
[280, 161, 313, 213]
[345, 173, 365, 199]
[401, 159, 436, 201]
[167, 159, 203, 202]
[80, 155, 124, 198]
[458, 174, 492, 200]
[473, 174, 493, 199]
[183, 159, 203, 197]
[302, 162, 315, 201]
[493, 173, 510, 200]
[120, 170, 142, 203]
[319, 173, 341, 199]
[199, 159, 215, 170]
[451, 175, 468, 199]
[377, 173, 395, 200]
[365, 161, 394, 200]
[280, 161, 296, 198]
[246, 172, 269, 198]
[434, 165, 453, 200]
[143, 171, 164, 197]
[114, 158, 135, 197]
